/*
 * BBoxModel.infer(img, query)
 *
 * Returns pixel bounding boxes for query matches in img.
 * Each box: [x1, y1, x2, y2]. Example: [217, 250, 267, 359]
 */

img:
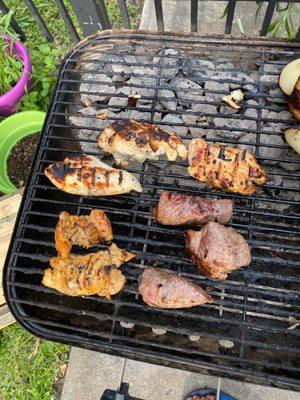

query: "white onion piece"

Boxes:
[279, 59, 300, 96]
[285, 128, 300, 154]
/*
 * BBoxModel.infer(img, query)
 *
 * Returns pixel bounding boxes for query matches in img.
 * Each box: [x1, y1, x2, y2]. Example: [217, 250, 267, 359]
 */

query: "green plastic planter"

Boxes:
[0, 111, 46, 194]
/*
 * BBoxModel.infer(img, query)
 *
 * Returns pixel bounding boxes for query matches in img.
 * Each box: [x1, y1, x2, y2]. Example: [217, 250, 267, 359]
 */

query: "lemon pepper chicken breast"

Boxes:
[188, 138, 268, 195]
[55, 210, 113, 259]
[42, 243, 135, 298]
[45, 154, 142, 196]
[98, 119, 187, 166]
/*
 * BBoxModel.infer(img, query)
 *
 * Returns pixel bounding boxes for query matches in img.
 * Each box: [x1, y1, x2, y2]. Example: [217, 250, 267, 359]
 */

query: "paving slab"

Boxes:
[60, 347, 300, 400]
[60, 347, 124, 400]
[140, 0, 300, 37]
[140, 0, 260, 35]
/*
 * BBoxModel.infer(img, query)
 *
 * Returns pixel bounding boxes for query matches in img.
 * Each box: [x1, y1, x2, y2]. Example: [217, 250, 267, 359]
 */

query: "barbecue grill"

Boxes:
[3, 30, 300, 391]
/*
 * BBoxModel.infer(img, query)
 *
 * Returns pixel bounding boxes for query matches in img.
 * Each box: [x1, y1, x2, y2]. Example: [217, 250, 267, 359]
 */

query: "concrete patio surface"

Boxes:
[140, 0, 265, 35]
[140, 0, 300, 37]
[60, 347, 300, 400]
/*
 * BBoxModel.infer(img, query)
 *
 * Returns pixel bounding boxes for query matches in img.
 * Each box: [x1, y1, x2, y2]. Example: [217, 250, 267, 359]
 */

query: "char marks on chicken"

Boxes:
[188, 138, 268, 195]
[186, 222, 251, 280]
[42, 243, 135, 298]
[153, 191, 233, 226]
[139, 267, 213, 308]
[98, 119, 187, 166]
[55, 210, 113, 259]
[45, 154, 142, 196]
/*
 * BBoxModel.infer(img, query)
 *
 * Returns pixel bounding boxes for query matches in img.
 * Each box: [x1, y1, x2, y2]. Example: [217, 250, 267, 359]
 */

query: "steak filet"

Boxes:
[186, 222, 251, 280]
[139, 267, 213, 308]
[153, 191, 233, 226]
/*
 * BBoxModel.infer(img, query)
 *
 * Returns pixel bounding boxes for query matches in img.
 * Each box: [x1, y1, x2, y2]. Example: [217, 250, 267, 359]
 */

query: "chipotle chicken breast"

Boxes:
[139, 267, 213, 308]
[98, 119, 187, 166]
[186, 222, 251, 280]
[42, 243, 135, 298]
[153, 191, 233, 226]
[188, 138, 268, 195]
[45, 154, 142, 196]
[55, 210, 113, 259]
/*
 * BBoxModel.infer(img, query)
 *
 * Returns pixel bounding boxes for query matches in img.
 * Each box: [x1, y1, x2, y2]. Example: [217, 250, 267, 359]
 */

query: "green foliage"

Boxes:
[221, 1, 298, 38]
[19, 43, 62, 111]
[1, 0, 81, 112]
[265, 2, 296, 39]
[0, 323, 69, 400]
[0, 11, 23, 95]
[105, 0, 142, 29]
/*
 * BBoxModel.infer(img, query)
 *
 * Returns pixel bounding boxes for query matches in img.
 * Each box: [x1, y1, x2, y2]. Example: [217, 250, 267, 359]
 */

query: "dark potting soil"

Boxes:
[7, 133, 40, 189]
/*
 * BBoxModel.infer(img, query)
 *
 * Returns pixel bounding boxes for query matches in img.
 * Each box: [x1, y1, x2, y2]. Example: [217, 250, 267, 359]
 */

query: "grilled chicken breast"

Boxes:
[188, 138, 268, 195]
[55, 210, 113, 259]
[42, 243, 135, 298]
[186, 222, 251, 280]
[45, 154, 142, 196]
[139, 267, 213, 308]
[153, 191, 233, 226]
[98, 119, 187, 166]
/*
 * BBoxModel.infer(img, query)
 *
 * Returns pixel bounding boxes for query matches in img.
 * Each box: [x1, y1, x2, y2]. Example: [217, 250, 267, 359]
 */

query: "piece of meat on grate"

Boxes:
[139, 267, 213, 308]
[44, 154, 142, 196]
[55, 210, 113, 259]
[42, 243, 135, 298]
[186, 222, 251, 280]
[153, 191, 233, 226]
[188, 138, 268, 195]
[98, 119, 187, 166]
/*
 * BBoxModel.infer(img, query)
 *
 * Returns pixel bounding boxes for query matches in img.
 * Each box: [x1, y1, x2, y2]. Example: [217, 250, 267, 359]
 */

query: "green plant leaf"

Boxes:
[267, 20, 280, 33]
[237, 18, 245, 34]
[255, 1, 264, 23]
[40, 44, 50, 54]
[285, 18, 292, 38]
[220, 3, 229, 19]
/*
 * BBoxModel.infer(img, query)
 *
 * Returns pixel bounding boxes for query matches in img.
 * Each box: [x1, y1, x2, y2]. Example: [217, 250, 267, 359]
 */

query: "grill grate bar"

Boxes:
[29, 181, 300, 204]
[4, 32, 300, 390]
[8, 278, 300, 322]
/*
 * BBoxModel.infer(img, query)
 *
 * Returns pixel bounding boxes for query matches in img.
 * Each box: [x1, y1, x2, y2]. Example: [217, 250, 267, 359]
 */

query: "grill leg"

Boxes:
[100, 382, 144, 400]
[216, 378, 221, 400]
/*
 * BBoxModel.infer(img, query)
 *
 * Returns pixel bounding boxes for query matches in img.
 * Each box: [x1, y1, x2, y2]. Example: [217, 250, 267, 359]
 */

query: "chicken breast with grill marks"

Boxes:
[42, 243, 135, 298]
[188, 138, 268, 195]
[45, 154, 142, 196]
[98, 119, 187, 166]
[55, 210, 113, 259]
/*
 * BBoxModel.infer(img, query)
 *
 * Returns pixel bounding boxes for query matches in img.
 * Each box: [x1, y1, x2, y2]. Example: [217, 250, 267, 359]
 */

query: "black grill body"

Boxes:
[3, 31, 300, 391]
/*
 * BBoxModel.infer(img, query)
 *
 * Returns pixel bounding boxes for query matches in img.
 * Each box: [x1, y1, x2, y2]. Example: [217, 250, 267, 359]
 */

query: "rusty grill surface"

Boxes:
[4, 31, 300, 390]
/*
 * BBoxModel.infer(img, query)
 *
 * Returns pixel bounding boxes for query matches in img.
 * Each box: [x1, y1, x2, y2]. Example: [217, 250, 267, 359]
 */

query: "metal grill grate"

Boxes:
[4, 31, 300, 390]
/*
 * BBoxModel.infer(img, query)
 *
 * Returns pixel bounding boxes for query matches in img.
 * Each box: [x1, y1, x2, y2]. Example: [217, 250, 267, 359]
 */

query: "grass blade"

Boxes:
[237, 18, 245, 34]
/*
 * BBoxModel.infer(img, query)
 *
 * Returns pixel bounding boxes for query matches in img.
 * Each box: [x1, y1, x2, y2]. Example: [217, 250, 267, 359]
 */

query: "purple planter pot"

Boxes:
[0, 35, 32, 116]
